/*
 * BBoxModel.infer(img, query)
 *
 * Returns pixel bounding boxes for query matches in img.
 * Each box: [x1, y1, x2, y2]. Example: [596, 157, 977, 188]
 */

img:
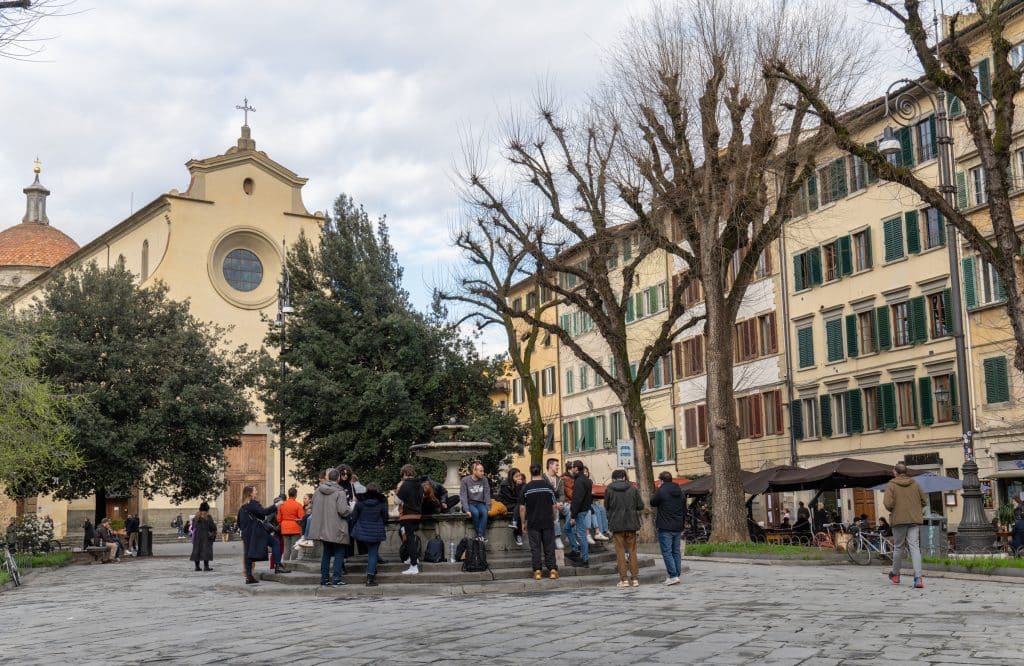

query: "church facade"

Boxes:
[0, 125, 324, 535]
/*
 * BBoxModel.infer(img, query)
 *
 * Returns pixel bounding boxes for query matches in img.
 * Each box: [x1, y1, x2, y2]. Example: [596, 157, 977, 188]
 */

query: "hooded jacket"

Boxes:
[604, 479, 643, 533]
[308, 481, 352, 544]
[350, 490, 389, 544]
[650, 481, 686, 532]
[883, 474, 927, 526]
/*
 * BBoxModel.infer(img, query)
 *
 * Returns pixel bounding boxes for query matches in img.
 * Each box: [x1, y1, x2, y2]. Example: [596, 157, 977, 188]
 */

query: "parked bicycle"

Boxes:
[2, 548, 20, 587]
[846, 529, 894, 565]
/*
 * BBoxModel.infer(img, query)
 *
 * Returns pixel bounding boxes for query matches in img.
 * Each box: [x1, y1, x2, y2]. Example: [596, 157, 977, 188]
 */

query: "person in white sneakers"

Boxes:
[396, 464, 423, 575]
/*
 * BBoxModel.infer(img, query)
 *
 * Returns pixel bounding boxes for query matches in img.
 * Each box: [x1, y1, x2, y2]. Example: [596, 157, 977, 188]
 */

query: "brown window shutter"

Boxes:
[698, 404, 708, 445]
[752, 394, 763, 438]
[673, 342, 684, 379]
[684, 408, 697, 448]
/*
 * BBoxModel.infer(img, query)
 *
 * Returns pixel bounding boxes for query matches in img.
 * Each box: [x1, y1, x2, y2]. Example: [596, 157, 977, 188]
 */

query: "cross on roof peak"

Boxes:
[235, 97, 255, 127]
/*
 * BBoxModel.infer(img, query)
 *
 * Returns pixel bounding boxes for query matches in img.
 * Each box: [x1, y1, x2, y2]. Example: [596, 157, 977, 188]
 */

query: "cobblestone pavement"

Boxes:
[1, 554, 1018, 665]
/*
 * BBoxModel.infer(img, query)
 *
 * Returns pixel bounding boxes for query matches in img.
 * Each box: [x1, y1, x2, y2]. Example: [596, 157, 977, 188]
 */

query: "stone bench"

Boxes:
[72, 546, 109, 564]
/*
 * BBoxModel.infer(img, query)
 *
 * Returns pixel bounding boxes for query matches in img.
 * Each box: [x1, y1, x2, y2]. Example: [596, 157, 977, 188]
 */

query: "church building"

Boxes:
[0, 122, 324, 535]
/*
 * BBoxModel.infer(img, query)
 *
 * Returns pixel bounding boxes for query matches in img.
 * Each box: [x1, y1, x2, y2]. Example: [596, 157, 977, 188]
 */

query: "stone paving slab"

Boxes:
[0, 553, 1020, 664]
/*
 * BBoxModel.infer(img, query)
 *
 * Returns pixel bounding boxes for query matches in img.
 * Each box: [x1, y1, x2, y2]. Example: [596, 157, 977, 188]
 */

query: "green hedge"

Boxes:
[685, 542, 823, 557]
[922, 555, 1024, 575]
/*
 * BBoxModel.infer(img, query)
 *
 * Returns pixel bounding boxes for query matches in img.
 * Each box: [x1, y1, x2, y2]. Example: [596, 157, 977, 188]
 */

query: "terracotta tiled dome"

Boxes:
[0, 222, 80, 268]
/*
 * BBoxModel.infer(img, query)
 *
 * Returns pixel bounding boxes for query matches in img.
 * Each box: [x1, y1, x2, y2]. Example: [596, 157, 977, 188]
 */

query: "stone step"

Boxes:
[290, 547, 619, 571]
[260, 555, 654, 585]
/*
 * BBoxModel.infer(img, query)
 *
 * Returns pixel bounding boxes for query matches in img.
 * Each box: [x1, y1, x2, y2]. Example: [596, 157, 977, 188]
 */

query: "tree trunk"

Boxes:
[622, 391, 656, 542]
[1008, 256, 1024, 373]
[527, 396, 546, 466]
[704, 289, 749, 543]
[94, 487, 106, 525]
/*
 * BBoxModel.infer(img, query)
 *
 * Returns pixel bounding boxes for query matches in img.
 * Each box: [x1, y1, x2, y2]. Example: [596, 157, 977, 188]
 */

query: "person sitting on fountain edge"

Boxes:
[460, 460, 491, 541]
[421, 476, 458, 515]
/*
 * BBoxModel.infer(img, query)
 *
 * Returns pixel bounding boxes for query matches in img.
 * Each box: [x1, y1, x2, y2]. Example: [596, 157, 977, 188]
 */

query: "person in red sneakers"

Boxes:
[883, 462, 927, 589]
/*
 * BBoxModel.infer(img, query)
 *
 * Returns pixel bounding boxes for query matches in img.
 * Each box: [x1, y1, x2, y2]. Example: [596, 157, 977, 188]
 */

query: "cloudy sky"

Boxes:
[0, 1, 918, 352]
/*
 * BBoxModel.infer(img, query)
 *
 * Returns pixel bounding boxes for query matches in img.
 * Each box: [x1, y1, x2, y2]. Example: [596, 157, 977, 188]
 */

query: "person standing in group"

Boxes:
[543, 458, 566, 550]
[568, 460, 593, 568]
[396, 464, 423, 575]
[308, 468, 352, 586]
[582, 467, 610, 543]
[650, 471, 685, 586]
[498, 468, 526, 546]
[520, 463, 559, 580]
[238, 485, 289, 585]
[277, 487, 305, 562]
[561, 462, 578, 557]
[605, 469, 644, 587]
[297, 492, 315, 547]
[812, 502, 828, 533]
[460, 461, 491, 542]
[351, 482, 389, 586]
[189, 501, 218, 572]
[884, 462, 928, 589]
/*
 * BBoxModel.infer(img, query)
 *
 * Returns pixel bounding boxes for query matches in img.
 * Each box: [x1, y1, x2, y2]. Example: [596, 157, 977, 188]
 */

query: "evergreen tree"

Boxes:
[24, 263, 255, 521]
[263, 194, 514, 486]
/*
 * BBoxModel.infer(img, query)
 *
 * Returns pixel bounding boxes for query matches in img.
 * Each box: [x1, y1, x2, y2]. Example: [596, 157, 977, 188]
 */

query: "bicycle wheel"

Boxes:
[4, 550, 20, 587]
[846, 537, 872, 565]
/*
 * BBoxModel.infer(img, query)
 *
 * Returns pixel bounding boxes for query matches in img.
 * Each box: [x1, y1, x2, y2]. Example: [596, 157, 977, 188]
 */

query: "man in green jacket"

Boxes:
[605, 469, 644, 588]
[883, 462, 928, 589]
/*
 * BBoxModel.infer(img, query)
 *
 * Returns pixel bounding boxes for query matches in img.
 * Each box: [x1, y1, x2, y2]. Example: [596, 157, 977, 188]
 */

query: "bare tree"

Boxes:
[611, 0, 867, 541]
[773, 0, 1024, 372]
[439, 217, 554, 465]
[458, 100, 702, 541]
[0, 0, 68, 61]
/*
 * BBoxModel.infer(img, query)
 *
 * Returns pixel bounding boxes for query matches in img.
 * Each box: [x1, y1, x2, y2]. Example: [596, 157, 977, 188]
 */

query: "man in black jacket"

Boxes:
[568, 460, 592, 567]
[650, 471, 685, 585]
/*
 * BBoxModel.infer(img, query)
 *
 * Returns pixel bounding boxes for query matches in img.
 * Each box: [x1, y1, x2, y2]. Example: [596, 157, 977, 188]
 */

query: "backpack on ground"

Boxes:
[422, 536, 445, 563]
[454, 537, 470, 562]
[462, 538, 488, 572]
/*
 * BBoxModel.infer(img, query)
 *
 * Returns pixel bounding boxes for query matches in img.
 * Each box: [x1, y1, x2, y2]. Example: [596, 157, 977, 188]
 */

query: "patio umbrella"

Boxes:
[680, 470, 758, 497]
[764, 457, 924, 493]
[870, 472, 963, 493]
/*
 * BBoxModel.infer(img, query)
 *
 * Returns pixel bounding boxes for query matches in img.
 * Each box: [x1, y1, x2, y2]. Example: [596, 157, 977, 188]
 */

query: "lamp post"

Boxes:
[276, 254, 294, 498]
[881, 80, 994, 551]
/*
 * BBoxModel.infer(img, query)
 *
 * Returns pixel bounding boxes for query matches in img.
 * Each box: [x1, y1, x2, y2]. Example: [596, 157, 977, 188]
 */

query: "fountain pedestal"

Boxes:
[410, 421, 492, 498]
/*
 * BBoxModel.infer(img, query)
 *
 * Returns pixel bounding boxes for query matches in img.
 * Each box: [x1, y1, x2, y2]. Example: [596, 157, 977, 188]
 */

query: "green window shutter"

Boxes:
[936, 211, 946, 246]
[942, 288, 953, 335]
[820, 397, 833, 437]
[846, 314, 859, 357]
[634, 292, 645, 318]
[866, 141, 879, 183]
[839, 235, 853, 276]
[622, 238, 632, 262]
[978, 58, 992, 101]
[626, 297, 635, 322]
[984, 356, 1010, 404]
[962, 257, 977, 309]
[864, 227, 873, 269]
[849, 388, 863, 433]
[797, 327, 815, 368]
[629, 362, 637, 380]
[909, 296, 927, 343]
[790, 400, 803, 440]
[793, 254, 805, 292]
[883, 217, 904, 262]
[647, 286, 658, 313]
[826, 319, 843, 362]
[955, 171, 968, 209]
[905, 210, 921, 254]
[880, 383, 897, 429]
[919, 377, 934, 426]
[809, 247, 823, 285]
[996, 270, 1007, 302]
[807, 174, 818, 211]
[950, 372, 959, 422]
[876, 306, 892, 351]
[897, 126, 914, 168]
[560, 313, 571, 331]
[562, 423, 569, 453]
[586, 417, 597, 451]
[833, 158, 848, 198]
[654, 430, 665, 462]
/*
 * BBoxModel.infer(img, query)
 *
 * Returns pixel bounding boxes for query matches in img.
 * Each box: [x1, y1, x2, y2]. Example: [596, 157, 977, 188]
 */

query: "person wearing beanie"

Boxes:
[190, 500, 218, 572]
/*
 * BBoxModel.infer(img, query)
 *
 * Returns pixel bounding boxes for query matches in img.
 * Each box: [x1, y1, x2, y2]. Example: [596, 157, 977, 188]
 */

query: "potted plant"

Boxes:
[996, 502, 1016, 530]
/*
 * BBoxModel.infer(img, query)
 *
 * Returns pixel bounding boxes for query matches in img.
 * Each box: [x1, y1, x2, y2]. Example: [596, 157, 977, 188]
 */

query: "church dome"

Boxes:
[0, 162, 79, 269]
[0, 222, 79, 268]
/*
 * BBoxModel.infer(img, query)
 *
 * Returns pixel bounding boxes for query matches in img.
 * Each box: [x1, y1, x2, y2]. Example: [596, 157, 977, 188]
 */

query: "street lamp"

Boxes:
[883, 79, 994, 552]
[276, 251, 292, 498]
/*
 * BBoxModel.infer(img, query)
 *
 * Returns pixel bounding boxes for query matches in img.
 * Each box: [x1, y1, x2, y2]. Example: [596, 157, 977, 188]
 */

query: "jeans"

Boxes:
[890, 524, 922, 579]
[366, 541, 381, 575]
[320, 540, 345, 584]
[591, 503, 609, 534]
[657, 529, 682, 579]
[561, 505, 578, 551]
[573, 511, 591, 561]
[467, 502, 488, 538]
[527, 527, 556, 572]
[613, 531, 639, 580]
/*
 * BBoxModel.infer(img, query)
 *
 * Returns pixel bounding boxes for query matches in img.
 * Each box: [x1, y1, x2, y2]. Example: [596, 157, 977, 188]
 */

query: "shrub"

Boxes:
[9, 514, 54, 554]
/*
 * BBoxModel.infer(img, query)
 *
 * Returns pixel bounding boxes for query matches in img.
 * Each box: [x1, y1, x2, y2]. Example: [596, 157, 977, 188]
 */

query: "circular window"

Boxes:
[222, 248, 263, 291]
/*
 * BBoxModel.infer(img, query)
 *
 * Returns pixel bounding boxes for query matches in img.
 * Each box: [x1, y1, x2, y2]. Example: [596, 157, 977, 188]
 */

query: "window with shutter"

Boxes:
[858, 310, 875, 354]
[626, 297, 635, 322]
[955, 171, 968, 209]
[909, 296, 927, 344]
[984, 356, 1010, 404]
[849, 388, 863, 433]
[654, 430, 665, 462]
[846, 314, 859, 357]
[673, 342, 683, 380]
[790, 400, 803, 441]
[897, 126, 914, 168]
[905, 210, 920, 254]
[876, 306, 892, 351]
[684, 409, 697, 448]
[880, 383, 897, 429]
[961, 257, 977, 309]
[793, 254, 805, 292]
[797, 325, 815, 368]
[976, 58, 992, 102]
[807, 173, 818, 210]
[697, 404, 708, 445]
[853, 229, 872, 271]
[883, 216, 904, 262]
[820, 397, 833, 437]
[634, 292, 645, 319]
[839, 235, 853, 276]
[826, 319, 844, 362]
[919, 377, 934, 425]
[809, 247, 823, 285]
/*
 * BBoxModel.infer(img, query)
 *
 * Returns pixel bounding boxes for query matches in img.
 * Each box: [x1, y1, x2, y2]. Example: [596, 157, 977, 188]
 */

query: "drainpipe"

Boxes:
[777, 232, 798, 467]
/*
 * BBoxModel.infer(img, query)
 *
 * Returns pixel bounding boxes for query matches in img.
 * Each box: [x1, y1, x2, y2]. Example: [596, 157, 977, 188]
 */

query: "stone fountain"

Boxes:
[410, 418, 492, 497]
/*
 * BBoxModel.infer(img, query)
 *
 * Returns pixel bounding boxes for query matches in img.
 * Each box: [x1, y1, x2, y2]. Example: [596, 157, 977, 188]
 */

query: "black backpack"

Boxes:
[462, 538, 488, 572]
[422, 537, 445, 563]
[454, 537, 470, 562]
